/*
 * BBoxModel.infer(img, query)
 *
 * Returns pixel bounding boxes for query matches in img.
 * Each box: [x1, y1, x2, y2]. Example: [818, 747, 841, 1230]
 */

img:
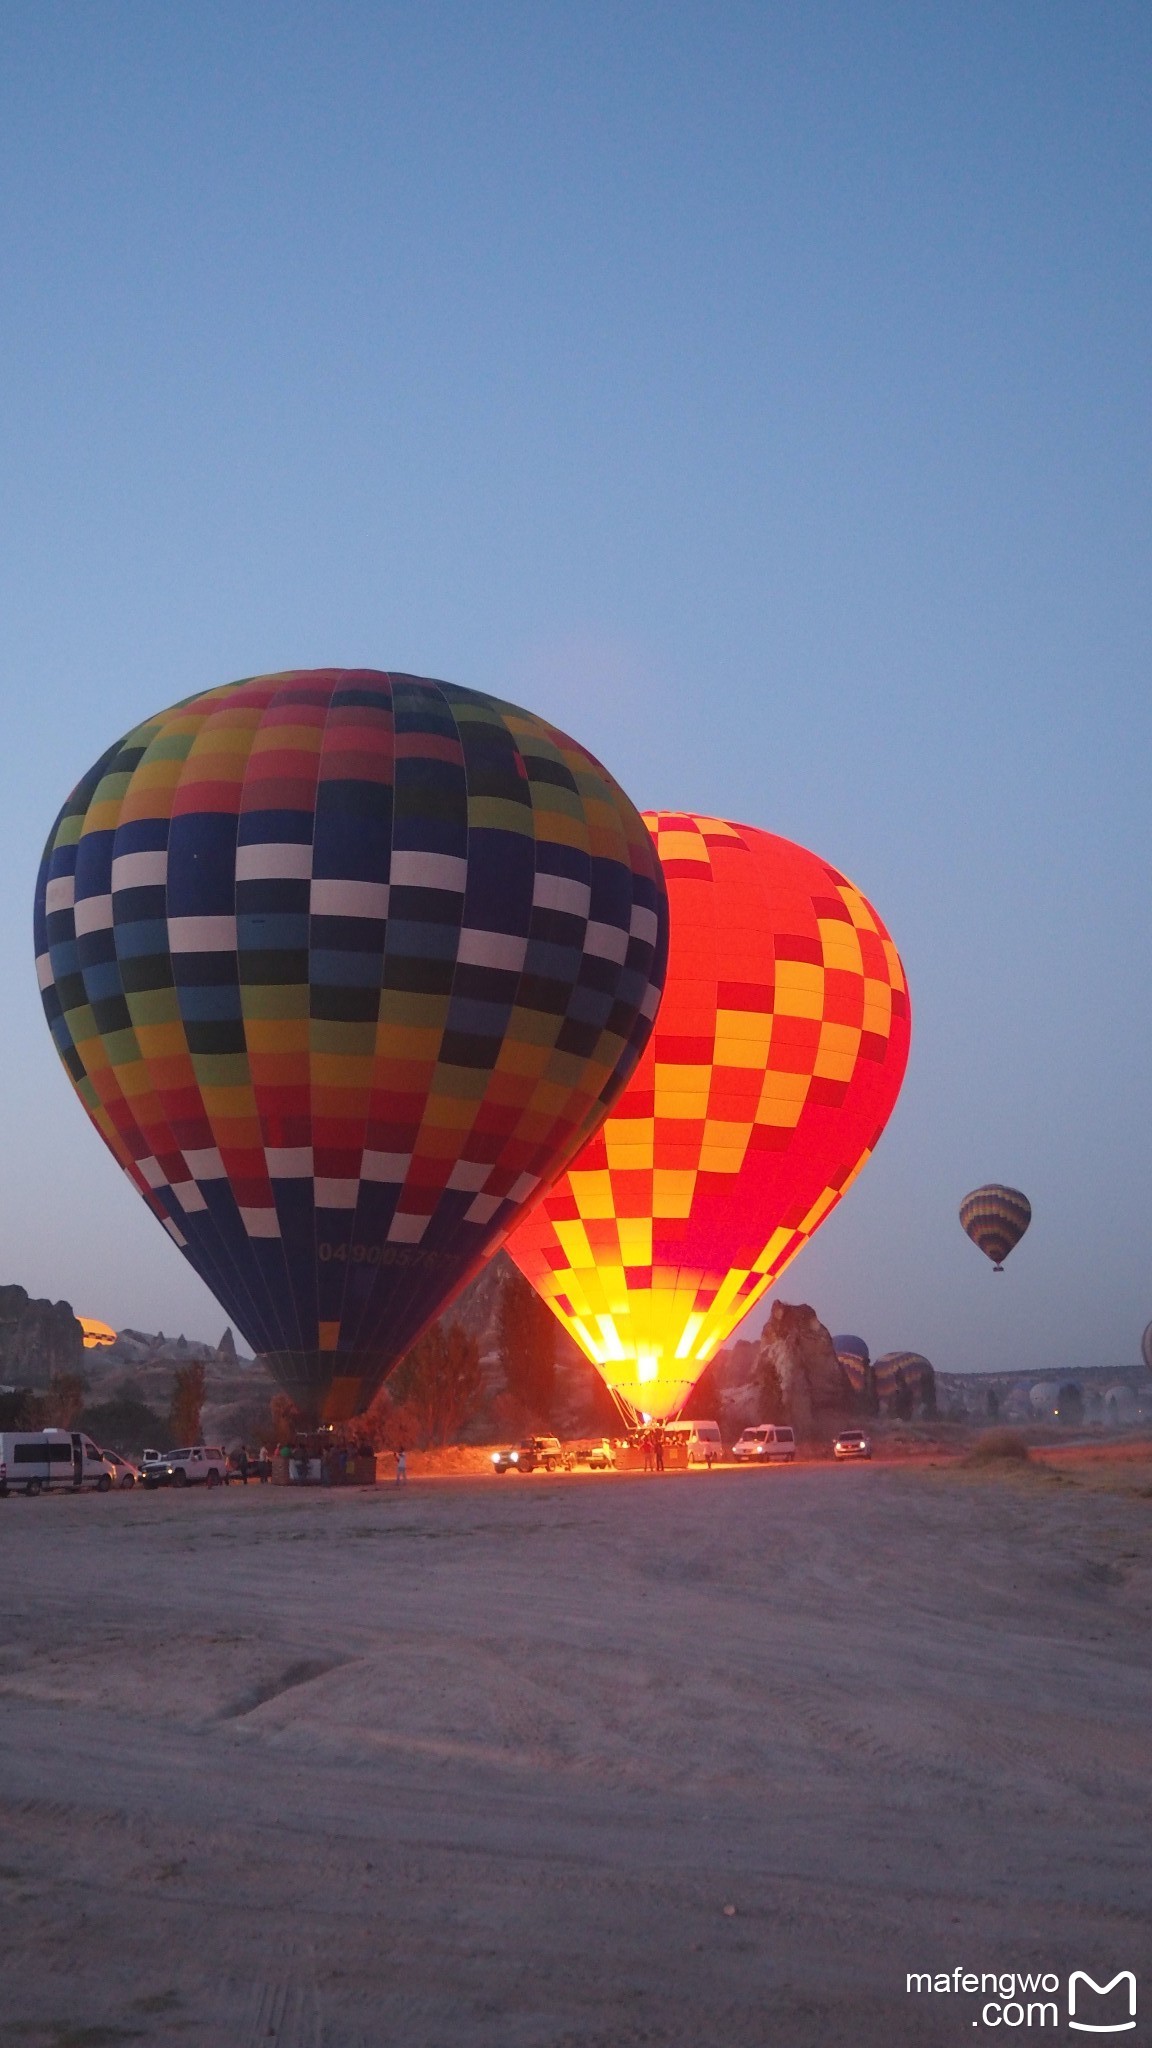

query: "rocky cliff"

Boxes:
[0, 1284, 85, 1390]
[756, 1301, 854, 1438]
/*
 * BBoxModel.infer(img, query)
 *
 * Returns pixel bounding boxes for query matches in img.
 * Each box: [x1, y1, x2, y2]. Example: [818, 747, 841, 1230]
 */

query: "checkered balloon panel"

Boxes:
[505, 813, 911, 1421]
[34, 671, 668, 1418]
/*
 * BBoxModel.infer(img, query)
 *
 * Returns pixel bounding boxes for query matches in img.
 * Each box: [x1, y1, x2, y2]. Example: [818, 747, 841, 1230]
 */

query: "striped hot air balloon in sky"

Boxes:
[506, 812, 911, 1421]
[34, 669, 668, 1419]
[959, 1184, 1032, 1272]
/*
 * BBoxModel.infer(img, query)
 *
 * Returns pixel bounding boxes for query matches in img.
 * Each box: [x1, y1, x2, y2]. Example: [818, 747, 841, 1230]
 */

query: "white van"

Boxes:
[731, 1424, 796, 1464]
[0, 1429, 114, 1496]
[663, 1420, 724, 1465]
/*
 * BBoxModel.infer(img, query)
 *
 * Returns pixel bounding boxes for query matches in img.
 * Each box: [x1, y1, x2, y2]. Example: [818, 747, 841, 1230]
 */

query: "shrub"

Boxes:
[963, 1429, 1031, 1466]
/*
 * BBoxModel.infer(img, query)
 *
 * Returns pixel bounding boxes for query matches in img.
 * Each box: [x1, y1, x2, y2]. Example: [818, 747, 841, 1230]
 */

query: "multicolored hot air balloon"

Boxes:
[872, 1350, 935, 1415]
[34, 670, 668, 1419]
[959, 1185, 1031, 1272]
[506, 812, 911, 1420]
[832, 1333, 871, 1400]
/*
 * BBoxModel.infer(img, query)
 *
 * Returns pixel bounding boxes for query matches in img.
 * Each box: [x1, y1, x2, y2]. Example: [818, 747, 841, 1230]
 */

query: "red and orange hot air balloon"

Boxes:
[506, 812, 911, 1420]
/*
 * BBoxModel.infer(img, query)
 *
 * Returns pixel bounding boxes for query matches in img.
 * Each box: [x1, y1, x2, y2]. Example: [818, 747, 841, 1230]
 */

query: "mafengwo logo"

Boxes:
[904, 1968, 1137, 2031]
[1068, 1972, 1137, 2034]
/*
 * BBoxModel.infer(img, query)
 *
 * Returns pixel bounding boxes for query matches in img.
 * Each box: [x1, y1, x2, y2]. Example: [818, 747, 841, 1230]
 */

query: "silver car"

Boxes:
[102, 1450, 141, 1489]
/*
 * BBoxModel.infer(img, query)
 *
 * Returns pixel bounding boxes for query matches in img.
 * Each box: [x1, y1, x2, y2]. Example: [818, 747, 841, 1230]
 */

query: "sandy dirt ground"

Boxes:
[1, 1453, 1150, 2047]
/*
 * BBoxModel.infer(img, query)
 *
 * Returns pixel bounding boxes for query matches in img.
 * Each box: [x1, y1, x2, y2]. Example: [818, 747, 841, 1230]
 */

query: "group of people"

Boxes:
[640, 1430, 667, 1473]
[262, 1438, 407, 1485]
[231, 1444, 273, 1483]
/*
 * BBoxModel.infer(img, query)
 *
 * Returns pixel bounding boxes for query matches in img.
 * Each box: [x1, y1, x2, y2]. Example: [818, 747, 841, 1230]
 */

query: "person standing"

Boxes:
[237, 1444, 249, 1485]
[654, 1431, 665, 1474]
[395, 1445, 407, 1486]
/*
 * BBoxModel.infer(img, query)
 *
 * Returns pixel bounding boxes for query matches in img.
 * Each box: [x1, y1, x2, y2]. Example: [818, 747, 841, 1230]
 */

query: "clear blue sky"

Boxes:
[2, 3, 1149, 1376]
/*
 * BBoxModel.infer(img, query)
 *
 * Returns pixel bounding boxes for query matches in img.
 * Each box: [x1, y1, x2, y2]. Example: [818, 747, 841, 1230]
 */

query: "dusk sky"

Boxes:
[3, 3, 1149, 1376]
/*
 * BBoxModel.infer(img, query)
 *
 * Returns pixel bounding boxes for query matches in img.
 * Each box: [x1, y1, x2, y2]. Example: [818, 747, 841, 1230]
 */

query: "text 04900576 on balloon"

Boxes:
[505, 812, 911, 1424]
[33, 669, 668, 1422]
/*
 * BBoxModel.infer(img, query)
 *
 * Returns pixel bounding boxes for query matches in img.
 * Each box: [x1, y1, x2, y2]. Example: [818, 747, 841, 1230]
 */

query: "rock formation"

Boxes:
[756, 1301, 853, 1438]
[0, 1284, 85, 1390]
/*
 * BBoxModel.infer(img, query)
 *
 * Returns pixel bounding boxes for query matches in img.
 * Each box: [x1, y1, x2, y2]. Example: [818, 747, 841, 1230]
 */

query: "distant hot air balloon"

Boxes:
[959, 1185, 1031, 1272]
[1141, 1322, 1152, 1376]
[35, 670, 668, 1420]
[506, 813, 911, 1421]
[78, 1317, 117, 1350]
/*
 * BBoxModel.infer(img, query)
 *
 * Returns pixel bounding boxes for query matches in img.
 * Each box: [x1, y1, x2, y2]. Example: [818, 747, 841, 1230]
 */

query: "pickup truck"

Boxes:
[141, 1445, 230, 1489]
[490, 1436, 564, 1475]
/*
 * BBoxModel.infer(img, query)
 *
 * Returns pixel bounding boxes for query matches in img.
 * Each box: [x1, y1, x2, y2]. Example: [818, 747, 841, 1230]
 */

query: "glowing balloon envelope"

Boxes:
[959, 1185, 1031, 1272]
[35, 670, 668, 1418]
[506, 812, 911, 1420]
[79, 1317, 117, 1350]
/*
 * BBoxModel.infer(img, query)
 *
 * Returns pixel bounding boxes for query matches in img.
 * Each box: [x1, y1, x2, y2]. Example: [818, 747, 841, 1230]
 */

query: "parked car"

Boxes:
[731, 1424, 796, 1464]
[833, 1430, 872, 1460]
[491, 1436, 565, 1474]
[101, 1449, 141, 1489]
[142, 1445, 230, 1488]
[566, 1438, 616, 1470]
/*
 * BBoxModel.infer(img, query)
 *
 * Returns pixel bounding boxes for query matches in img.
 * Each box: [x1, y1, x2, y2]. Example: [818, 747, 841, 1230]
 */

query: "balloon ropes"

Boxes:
[959, 1185, 1031, 1272]
[34, 670, 668, 1419]
[506, 812, 911, 1422]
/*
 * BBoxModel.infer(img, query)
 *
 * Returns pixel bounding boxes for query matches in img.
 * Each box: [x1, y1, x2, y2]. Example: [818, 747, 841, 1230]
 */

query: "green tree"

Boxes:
[269, 1391, 304, 1447]
[80, 1379, 167, 1452]
[386, 1321, 484, 1447]
[0, 1388, 35, 1430]
[43, 1372, 89, 1429]
[496, 1269, 557, 1426]
[169, 1361, 207, 1445]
